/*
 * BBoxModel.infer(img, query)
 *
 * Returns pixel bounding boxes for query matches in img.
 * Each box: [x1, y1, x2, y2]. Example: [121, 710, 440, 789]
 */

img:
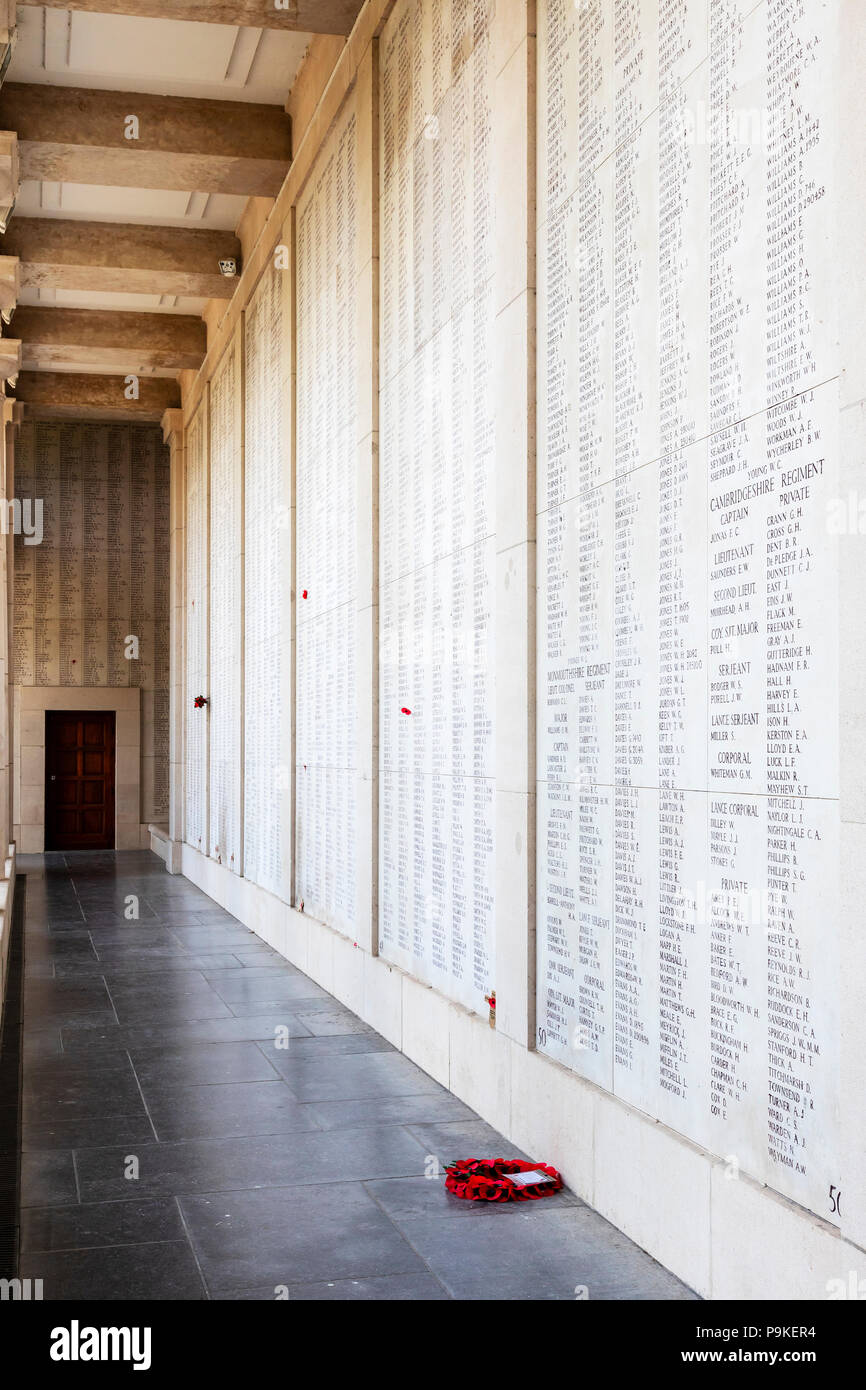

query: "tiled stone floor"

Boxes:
[10, 850, 697, 1301]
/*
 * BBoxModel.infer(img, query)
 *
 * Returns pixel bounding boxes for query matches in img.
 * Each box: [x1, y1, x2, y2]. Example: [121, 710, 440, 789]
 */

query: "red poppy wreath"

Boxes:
[444, 1158, 564, 1202]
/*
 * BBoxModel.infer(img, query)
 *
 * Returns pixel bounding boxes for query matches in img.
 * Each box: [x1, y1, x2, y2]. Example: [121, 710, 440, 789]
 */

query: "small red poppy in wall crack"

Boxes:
[193, 695, 209, 709]
[485, 990, 496, 1028]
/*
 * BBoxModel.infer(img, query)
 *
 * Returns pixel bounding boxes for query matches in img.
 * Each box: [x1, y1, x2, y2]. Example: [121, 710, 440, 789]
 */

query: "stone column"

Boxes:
[162, 407, 186, 873]
[492, 2, 537, 1048]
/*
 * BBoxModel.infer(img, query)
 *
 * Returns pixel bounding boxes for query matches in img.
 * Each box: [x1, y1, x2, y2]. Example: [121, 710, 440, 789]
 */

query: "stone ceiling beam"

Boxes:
[31, 0, 364, 36]
[13, 369, 180, 421]
[0, 83, 292, 197]
[3, 217, 241, 300]
[14, 304, 206, 374]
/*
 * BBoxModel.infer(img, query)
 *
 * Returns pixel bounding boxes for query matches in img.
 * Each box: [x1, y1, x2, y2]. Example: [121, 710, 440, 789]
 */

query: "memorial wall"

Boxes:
[184, 403, 208, 854]
[209, 334, 244, 872]
[294, 90, 360, 934]
[536, 0, 839, 1221]
[378, 0, 496, 1013]
[13, 419, 170, 826]
[244, 259, 293, 903]
[174, 0, 862, 1294]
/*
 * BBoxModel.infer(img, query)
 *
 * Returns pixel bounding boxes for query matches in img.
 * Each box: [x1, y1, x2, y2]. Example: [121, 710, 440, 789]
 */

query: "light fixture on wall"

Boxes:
[218, 258, 239, 278]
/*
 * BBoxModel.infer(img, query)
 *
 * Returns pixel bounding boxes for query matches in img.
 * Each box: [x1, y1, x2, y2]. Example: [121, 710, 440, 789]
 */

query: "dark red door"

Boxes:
[45, 711, 116, 851]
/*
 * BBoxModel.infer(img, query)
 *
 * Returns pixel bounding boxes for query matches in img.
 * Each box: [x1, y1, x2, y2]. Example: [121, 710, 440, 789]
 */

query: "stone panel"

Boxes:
[378, 0, 497, 1016]
[535, 0, 840, 1221]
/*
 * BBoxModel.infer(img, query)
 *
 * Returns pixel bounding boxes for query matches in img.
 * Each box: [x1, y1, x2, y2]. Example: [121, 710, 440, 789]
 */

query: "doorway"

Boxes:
[44, 711, 116, 851]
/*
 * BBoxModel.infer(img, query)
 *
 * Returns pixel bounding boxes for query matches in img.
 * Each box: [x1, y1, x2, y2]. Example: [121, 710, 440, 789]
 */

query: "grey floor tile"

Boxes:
[22, 979, 114, 1025]
[19, 1242, 208, 1300]
[166, 927, 255, 952]
[180, 1182, 429, 1293]
[404, 1118, 532, 1167]
[308, 1092, 477, 1131]
[209, 972, 330, 1004]
[21, 1197, 186, 1252]
[81, 907, 159, 925]
[202, 962, 305, 982]
[20, 1150, 79, 1208]
[24, 960, 58, 979]
[227, 944, 285, 960]
[22, 1029, 65, 1062]
[291, 1007, 374, 1035]
[142, 913, 211, 927]
[26, 937, 99, 966]
[23, 1060, 147, 1125]
[60, 1013, 314, 1057]
[76, 1126, 429, 1201]
[226, 994, 335, 1018]
[107, 976, 234, 1026]
[112, 996, 235, 1025]
[23, 1114, 157, 1151]
[23, 1048, 135, 1078]
[131, 1040, 280, 1090]
[259, 1032, 395, 1061]
[145, 1080, 320, 1141]
[268, 1050, 448, 1104]
[248, 1273, 451, 1300]
[86, 927, 183, 948]
[57, 952, 244, 980]
[388, 1205, 698, 1301]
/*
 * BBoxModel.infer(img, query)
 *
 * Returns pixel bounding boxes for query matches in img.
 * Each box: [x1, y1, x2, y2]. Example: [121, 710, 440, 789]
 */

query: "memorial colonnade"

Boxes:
[158, 0, 866, 1299]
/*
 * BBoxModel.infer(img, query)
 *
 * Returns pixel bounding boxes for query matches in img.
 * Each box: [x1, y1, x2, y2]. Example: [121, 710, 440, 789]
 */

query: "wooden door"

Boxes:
[45, 711, 116, 851]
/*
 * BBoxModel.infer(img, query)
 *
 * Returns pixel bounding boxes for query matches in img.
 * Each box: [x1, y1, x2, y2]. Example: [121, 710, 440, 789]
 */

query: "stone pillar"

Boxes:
[354, 37, 379, 954]
[162, 407, 186, 873]
[492, 2, 537, 1048]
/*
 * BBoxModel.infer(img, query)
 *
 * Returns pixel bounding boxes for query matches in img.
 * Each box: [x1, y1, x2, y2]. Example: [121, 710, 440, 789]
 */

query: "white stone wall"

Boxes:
[377, 0, 497, 1015]
[208, 334, 244, 873]
[535, 0, 841, 1228]
[183, 402, 208, 855]
[173, 0, 865, 1297]
[294, 91, 360, 935]
[243, 258, 293, 902]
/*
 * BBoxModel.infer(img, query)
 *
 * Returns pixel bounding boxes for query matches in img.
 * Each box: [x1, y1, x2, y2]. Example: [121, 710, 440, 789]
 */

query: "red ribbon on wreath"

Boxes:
[444, 1158, 563, 1202]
